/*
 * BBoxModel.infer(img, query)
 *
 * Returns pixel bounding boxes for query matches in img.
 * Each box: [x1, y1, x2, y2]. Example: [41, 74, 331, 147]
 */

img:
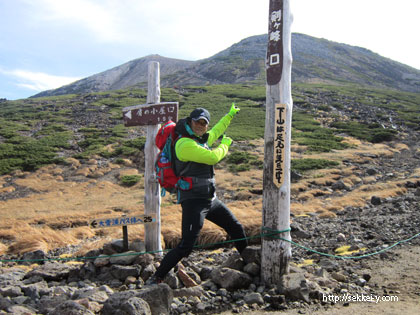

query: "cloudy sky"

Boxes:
[1, 0, 419, 100]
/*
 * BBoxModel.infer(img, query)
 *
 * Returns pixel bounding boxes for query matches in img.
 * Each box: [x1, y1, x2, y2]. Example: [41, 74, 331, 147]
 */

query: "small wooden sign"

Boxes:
[90, 214, 156, 229]
[266, 0, 284, 85]
[123, 102, 178, 126]
[273, 103, 286, 187]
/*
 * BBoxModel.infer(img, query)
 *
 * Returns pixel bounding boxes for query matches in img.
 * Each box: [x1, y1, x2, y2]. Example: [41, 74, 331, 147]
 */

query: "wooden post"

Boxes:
[144, 62, 162, 254]
[261, 0, 293, 284]
[122, 225, 129, 251]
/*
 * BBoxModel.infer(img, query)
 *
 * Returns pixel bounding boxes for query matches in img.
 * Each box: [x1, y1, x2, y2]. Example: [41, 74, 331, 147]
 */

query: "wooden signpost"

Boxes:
[90, 214, 156, 229]
[123, 102, 178, 127]
[123, 61, 178, 254]
[262, 0, 293, 284]
[90, 214, 156, 251]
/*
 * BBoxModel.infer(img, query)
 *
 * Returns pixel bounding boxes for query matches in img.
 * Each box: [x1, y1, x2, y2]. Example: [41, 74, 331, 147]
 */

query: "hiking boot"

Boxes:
[145, 275, 163, 285]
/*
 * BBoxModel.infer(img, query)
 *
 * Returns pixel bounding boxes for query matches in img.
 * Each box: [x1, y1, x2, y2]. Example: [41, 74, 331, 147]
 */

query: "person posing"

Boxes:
[148, 104, 248, 284]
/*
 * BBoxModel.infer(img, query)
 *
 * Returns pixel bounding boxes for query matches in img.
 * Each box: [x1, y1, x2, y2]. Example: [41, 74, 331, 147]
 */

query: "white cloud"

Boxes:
[0, 68, 80, 92]
[35, 0, 125, 42]
[26, 0, 269, 59]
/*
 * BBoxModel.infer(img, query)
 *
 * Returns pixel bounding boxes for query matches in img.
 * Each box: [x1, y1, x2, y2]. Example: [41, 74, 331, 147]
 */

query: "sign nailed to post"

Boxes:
[90, 214, 156, 229]
[266, 0, 284, 85]
[123, 102, 178, 127]
[273, 103, 286, 187]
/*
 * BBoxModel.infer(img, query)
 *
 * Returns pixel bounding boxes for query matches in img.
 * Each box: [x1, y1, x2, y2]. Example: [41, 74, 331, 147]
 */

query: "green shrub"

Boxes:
[120, 175, 142, 187]
[291, 158, 339, 172]
[292, 112, 349, 152]
[226, 150, 261, 173]
[330, 121, 397, 143]
[228, 164, 250, 173]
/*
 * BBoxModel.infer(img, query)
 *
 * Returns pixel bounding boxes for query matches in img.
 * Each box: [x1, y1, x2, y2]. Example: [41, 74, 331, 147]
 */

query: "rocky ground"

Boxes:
[0, 105, 419, 313]
[0, 155, 419, 314]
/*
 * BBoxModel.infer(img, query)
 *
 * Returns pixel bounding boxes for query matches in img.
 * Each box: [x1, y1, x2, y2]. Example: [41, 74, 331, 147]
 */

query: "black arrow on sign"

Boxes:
[90, 220, 98, 228]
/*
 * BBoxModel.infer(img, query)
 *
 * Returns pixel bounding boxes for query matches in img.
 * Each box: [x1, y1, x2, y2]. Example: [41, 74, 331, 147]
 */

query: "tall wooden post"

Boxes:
[261, 0, 293, 284]
[144, 62, 162, 253]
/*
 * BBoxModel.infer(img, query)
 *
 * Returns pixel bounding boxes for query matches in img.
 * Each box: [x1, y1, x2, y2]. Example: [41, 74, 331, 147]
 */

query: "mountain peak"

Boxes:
[33, 33, 420, 98]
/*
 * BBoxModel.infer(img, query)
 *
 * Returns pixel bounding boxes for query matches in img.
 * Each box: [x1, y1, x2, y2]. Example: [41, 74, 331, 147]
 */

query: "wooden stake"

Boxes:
[144, 61, 162, 254]
[261, 0, 293, 284]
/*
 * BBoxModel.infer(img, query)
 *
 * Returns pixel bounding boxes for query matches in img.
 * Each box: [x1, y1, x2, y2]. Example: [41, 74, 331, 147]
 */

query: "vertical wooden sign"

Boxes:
[273, 103, 286, 187]
[266, 0, 284, 85]
[262, 0, 293, 284]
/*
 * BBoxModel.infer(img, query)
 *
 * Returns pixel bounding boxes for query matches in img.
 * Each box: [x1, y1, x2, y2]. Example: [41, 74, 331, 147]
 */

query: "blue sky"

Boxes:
[1, 0, 419, 100]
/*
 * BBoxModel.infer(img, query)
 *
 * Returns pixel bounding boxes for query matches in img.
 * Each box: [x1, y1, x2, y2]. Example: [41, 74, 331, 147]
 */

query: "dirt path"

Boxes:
[221, 245, 420, 315]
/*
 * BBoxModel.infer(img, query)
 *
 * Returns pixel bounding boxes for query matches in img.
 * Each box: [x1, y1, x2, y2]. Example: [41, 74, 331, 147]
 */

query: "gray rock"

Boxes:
[0, 270, 26, 284]
[140, 264, 156, 281]
[6, 305, 37, 315]
[164, 270, 181, 289]
[244, 262, 260, 276]
[134, 253, 154, 268]
[336, 233, 346, 242]
[109, 251, 139, 265]
[21, 250, 47, 265]
[137, 284, 173, 314]
[22, 281, 50, 300]
[173, 286, 205, 298]
[24, 262, 80, 281]
[314, 268, 329, 278]
[110, 264, 141, 281]
[129, 240, 146, 253]
[37, 294, 74, 314]
[0, 285, 23, 297]
[356, 278, 367, 287]
[366, 168, 377, 175]
[109, 239, 126, 253]
[240, 246, 261, 265]
[120, 297, 151, 315]
[279, 273, 310, 303]
[199, 266, 212, 280]
[331, 272, 347, 283]
[331, 180, 346, 191]
[244, 292, 264, 305]
[318, 258, 339, 271]
[0, 296, 13, 310]
[211, 267, 252, 291]
[371, 196, 382, 205]
[102, 284, 173, 315]
[73, 288, 109, 303]
[222, 253, 244, 270]
[50, 300, 95, 315]
[291, 222, 311, 239]
[93, 255, 110, 267]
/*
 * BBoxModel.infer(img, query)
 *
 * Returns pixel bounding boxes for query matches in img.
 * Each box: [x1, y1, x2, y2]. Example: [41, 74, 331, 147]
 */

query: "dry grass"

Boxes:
[0, 138, 415, 256]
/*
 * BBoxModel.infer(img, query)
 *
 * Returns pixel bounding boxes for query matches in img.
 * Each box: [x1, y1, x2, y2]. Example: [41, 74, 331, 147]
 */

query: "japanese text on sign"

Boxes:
[273, 103, 286, 187]
[123, 102, 178, 126]
[266, 0, 284, 85]
[90, 214, 156, 229]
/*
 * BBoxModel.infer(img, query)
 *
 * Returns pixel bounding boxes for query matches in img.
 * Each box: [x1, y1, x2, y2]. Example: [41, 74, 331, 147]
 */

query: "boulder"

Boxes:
[51, 300, 95, 315]
[211, 267, 252, 291]
[278, 273, 310, 303]
[102, 284, 173, 315]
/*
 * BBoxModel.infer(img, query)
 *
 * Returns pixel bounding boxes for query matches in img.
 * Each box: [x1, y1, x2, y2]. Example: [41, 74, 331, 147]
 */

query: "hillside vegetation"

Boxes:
[0, 82, 420, 258]
[1, 83, 418, 176]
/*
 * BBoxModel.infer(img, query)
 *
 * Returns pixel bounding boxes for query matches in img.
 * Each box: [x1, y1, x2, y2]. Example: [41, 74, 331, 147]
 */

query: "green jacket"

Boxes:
[175, 114, 233, 165]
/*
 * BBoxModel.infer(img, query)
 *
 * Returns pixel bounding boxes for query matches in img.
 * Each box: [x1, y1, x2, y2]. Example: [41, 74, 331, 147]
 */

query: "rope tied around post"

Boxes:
[1, 228, 419, 264]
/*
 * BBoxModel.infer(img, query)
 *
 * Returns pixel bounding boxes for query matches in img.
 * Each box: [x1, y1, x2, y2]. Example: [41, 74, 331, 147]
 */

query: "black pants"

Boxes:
[154, 197, 247, 279]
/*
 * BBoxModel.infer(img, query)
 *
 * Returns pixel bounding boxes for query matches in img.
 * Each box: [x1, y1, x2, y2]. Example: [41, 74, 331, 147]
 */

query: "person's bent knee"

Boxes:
[177, 243, 194, 258]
